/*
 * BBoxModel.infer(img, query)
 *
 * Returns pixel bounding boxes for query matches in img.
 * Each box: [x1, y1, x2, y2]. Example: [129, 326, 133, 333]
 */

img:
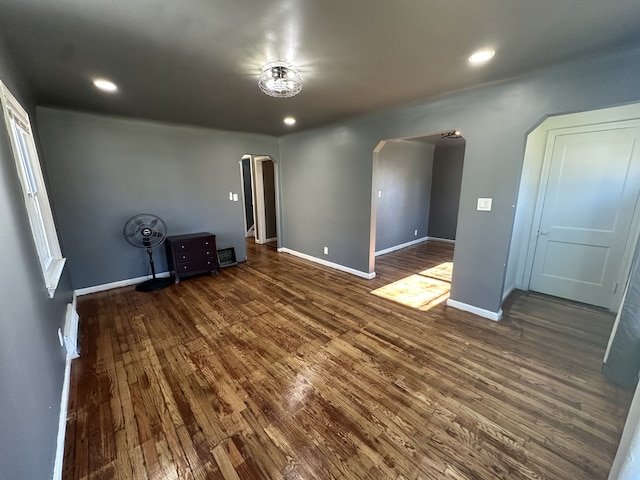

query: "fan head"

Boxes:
[123, 214, 167, 249]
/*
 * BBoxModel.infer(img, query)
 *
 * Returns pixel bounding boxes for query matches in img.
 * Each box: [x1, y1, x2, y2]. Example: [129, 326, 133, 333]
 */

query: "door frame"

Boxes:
[512, 103, 640, 311]
[239, 155, 255, 238]
[368, 130, 465, 276]
[244, 155, 280, 245]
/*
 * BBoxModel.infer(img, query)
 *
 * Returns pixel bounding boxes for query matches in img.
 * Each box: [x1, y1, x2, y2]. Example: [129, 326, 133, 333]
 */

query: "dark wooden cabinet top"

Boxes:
[165, 232, 215, 241]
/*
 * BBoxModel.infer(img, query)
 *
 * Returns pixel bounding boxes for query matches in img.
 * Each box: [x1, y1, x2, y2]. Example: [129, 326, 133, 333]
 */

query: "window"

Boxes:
[1, 81, 65, 298]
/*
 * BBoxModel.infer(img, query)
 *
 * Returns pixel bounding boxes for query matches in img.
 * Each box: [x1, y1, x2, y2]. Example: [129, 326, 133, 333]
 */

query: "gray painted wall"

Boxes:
[0, 40, 73, 479]
[375, 140, 434, 252]
[278, 46, 640, 314]
[428, 143, 465, 241]
[36, 108, 279, 289]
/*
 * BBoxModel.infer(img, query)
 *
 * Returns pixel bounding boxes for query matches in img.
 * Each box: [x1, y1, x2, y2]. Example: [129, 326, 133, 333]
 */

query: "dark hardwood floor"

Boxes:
[65, 239, 633, 479]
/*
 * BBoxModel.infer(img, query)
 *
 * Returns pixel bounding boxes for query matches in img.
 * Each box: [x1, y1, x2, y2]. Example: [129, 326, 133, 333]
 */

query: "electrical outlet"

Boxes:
[414, 229, 418, 236]
[233, 193, 239, 202]
[377, 190, 382, 198]
[323, 246, 328, 255]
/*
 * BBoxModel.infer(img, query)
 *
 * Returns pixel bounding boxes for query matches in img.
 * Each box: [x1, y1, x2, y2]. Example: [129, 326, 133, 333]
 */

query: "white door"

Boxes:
[529, 123, 640, 309]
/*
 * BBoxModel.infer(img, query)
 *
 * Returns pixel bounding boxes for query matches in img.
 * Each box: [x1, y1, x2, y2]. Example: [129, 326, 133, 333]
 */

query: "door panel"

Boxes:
[530, 126, 640, 308]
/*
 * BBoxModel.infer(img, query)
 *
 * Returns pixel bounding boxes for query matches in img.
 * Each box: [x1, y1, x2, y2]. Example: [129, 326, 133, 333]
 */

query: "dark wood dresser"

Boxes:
[164, 232, 220, 283]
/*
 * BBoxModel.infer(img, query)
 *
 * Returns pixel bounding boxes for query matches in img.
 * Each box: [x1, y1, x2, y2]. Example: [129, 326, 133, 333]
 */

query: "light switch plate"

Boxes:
[477, 198, 492, 211]
[233, 193, 239, 202]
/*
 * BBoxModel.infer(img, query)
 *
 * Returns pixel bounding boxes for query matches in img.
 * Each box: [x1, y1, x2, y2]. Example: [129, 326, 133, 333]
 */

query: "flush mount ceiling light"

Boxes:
[284, 116, 296, 125]
[93, 79, 118, 92]
[258, 62, 303, 98]
[441, 130, 462, 139]
[468, 49, 495, 64]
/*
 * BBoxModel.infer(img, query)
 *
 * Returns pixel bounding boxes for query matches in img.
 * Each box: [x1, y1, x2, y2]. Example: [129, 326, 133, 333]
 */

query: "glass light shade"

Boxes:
[258, 62, 303, 98]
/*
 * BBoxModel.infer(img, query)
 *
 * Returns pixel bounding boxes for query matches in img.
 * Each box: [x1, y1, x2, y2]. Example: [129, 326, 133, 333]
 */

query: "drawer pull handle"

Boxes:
[205, 241, 209, 245]
[183, 266, 188, 270]
[182, 255, 186, 259]
[181, 245, 185, 249]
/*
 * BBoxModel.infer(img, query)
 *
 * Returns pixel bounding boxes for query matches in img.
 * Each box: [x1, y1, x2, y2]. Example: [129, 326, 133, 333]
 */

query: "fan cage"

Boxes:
[123, 214, 167, 249]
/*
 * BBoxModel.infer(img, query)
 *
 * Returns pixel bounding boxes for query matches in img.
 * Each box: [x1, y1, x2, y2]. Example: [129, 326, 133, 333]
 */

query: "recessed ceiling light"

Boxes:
[468, 50, 495, 64]
[93, 79, 118, 92]
[284, 117, 296, 126]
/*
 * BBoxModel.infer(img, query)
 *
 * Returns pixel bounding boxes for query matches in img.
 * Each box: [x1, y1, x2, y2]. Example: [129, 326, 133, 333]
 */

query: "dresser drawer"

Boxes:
[175, 258, 218, 274]
[173, 236, 215, 252]
[174, 249, 216, 263]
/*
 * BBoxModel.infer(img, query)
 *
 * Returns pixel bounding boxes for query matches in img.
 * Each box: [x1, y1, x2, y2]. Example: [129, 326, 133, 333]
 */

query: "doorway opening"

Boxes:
[239, 155, 279, 247]
[369, 131, 466, 310]
[509, 104, 640, 312]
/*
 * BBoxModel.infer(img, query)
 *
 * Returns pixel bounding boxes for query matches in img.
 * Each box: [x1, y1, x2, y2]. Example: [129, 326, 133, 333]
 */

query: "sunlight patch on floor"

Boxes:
[420, 261, 453, 282]
[371, 262, 453, 311]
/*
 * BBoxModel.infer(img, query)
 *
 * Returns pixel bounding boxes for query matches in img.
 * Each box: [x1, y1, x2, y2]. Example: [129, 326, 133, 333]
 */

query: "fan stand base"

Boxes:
[135, 277, 174, 292]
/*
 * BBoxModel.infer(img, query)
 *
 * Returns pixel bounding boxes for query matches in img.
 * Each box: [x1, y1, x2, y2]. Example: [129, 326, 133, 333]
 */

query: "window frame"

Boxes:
[1, 81, 65, 298]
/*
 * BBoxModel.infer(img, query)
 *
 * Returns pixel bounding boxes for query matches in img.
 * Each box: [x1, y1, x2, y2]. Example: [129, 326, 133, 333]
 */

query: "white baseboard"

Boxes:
[74, 271, 170, 296]
[256, 237, 277, 245]
[375, 237, 429, 256]
[446, 298, 502, 321]
[53, 355, 73, 480]
[502, 284, 516, 302]
[278, 248, 376, 280]
[426, 236, 456, 244]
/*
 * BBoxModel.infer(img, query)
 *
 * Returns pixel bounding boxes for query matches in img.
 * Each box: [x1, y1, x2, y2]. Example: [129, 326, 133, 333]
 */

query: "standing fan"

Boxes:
[123, 213, 173, 292]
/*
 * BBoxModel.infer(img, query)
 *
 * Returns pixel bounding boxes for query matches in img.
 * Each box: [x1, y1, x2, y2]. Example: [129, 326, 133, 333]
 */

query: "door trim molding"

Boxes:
[239, 156, 254, 238]
[252, 155, 279, 246]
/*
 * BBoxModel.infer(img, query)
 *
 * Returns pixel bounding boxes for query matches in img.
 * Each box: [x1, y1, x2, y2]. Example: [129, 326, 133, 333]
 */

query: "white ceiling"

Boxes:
[0, 0, 639, 136]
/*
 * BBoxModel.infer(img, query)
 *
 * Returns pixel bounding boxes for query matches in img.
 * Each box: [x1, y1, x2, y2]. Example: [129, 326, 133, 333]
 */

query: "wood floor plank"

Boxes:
[67, 239, 633, 479]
